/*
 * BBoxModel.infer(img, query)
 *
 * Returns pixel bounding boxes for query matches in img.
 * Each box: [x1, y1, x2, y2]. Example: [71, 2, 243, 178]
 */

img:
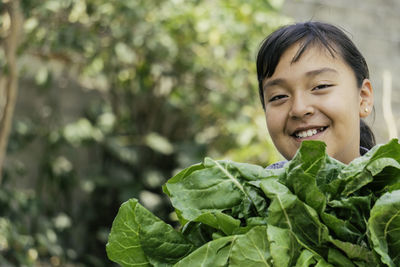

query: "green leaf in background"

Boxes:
[368, 190, 400, 267]
[145, 132, 174, 155]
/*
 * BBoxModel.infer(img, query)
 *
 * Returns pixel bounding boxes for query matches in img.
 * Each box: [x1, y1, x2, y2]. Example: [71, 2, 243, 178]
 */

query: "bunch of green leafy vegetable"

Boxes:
[106, 139, 400, 266]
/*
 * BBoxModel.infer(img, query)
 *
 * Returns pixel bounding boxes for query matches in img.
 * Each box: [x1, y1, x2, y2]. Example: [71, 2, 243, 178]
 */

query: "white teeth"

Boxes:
[295, 127, 324, 138]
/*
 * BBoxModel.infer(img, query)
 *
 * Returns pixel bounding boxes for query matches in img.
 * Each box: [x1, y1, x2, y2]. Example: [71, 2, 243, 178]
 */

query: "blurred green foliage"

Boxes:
[1, 0, 289, 265]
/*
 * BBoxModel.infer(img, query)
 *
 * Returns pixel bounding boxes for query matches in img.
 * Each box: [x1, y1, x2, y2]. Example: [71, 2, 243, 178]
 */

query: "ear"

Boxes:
[359, 79, 374, 118]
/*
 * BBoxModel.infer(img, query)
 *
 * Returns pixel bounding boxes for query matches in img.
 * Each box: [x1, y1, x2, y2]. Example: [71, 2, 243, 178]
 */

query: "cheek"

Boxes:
[338, 94, 361, 118]
[322, 90, 360, 118]
[265, 110, 284, 136]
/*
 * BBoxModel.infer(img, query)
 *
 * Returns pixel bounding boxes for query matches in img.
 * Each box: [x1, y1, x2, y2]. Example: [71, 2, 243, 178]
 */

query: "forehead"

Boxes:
[292, 39, 338, 63]
[284, 41, 338, 65]
[271, 42, 347, 77]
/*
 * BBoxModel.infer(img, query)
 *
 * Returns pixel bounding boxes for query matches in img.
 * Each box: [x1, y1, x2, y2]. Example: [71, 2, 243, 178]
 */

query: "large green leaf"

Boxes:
[294, 250, 334, 267]
[173, 236, 235, 267]
[295, 250, 317, 266]
[175, 226, 275, 267]
[329, 238, 375, 264]
[190, 211, 240, 236]
[320, 212, 361, 244]
[267, 225, 301, 267]
[285, 166, 326, 214]
[333, 139, 400, 197]
[106, 199, 150, 267]
[284, 141, 344, 213]
[327, 196, 371, 234]
[321, 196, 372, 244]
[164, 157, 270, 232]
[106, 199, 194, 267]
[260, 179, 330, 252]
[369, 190, 400, 267]
[327, 248, 356, 267]
[180, 221, 217, 247]
[229, 226, 273, 266]
[286, 141, 328, 178]
[228, 161, 279, 181]
[164, 158, 244, 219]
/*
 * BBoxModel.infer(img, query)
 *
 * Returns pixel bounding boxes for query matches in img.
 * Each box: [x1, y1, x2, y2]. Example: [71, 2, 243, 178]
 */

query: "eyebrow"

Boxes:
[263, 67, 338, 91]
[263, 78, 287, 91]
[305, 67, 338, 77]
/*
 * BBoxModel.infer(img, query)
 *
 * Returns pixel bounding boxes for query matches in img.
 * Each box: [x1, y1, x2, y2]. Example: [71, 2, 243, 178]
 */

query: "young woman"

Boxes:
[256, 22, 375, 167]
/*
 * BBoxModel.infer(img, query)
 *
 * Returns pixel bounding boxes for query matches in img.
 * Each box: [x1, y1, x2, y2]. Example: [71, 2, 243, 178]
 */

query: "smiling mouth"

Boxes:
[292, 126, 328, 139]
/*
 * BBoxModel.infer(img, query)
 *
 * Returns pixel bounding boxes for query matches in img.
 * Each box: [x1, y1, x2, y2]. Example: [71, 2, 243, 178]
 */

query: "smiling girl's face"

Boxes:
[263, 42, 373, 164]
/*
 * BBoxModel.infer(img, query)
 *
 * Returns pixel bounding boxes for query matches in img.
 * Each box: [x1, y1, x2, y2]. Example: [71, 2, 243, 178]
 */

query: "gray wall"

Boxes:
[281, 0, 400, 143]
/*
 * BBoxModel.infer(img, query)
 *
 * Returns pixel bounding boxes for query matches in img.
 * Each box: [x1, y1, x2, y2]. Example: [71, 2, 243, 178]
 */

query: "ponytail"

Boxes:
[360, 119, 375, 150]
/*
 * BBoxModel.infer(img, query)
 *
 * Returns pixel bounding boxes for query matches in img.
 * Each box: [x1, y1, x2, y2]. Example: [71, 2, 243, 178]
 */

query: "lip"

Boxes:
[290, 125, 328, 141]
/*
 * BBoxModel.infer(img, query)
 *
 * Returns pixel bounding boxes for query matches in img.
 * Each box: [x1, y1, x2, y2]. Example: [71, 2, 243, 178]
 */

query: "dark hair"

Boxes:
[256, 21, 375, 149]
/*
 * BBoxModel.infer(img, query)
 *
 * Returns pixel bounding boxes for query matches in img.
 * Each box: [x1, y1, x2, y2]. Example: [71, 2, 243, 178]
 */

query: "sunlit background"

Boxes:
[0, 0, 398, 266]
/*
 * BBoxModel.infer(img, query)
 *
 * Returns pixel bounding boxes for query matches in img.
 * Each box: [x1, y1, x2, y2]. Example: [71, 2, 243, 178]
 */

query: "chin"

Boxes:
[281, 150, 296, 161]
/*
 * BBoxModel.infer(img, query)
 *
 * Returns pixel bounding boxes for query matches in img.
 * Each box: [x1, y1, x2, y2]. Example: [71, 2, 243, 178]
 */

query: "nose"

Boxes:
[288, 93, 314, 119]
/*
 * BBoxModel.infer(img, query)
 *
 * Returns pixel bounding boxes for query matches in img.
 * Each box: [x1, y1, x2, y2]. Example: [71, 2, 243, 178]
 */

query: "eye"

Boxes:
[312, 84, 332, 91]
[268, 95, 287, 102]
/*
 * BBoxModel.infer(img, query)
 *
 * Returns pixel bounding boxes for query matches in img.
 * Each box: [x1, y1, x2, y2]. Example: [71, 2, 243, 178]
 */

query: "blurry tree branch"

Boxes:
[0, 0, 23, 183]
